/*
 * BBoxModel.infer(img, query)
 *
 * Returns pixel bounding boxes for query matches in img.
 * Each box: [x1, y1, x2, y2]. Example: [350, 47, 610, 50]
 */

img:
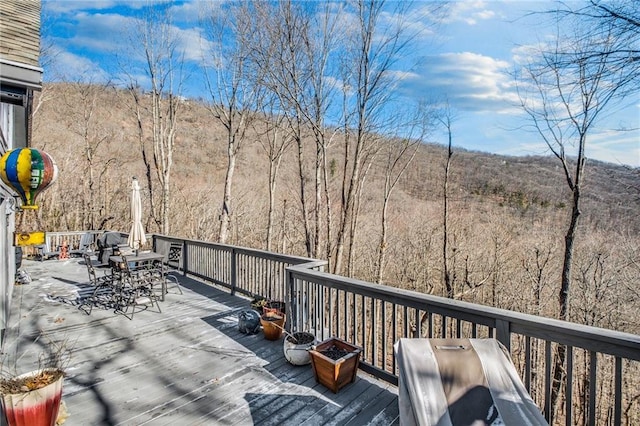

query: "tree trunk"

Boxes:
[219, 135, 236, 244]
[443, 120, 453, 298]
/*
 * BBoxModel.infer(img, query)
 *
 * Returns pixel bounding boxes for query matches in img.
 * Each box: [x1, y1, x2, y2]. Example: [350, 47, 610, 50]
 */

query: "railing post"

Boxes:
[286, 267, 294, 333]
[181, 241, 188, 276]
[495, 318, 510, 352]
[230, 247, 237, 295]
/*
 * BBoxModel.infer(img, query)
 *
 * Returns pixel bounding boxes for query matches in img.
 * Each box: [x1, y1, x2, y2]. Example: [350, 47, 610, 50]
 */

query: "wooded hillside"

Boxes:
[28, 82, 640, 335]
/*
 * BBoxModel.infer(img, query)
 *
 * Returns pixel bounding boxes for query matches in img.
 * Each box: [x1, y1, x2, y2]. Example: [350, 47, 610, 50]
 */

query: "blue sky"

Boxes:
[41, 0, 640, 167]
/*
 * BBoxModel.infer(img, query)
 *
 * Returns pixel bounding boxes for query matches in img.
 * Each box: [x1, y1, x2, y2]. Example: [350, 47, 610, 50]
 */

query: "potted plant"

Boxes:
[283, 331, 316, 366]
[263, 300, 286, 316]
[308, 337, 362, 393]
[250, 296, 268, 313]
[1, 368, 64, 426]
[0, 338, 70, 426]
[260, 311, 286, 340]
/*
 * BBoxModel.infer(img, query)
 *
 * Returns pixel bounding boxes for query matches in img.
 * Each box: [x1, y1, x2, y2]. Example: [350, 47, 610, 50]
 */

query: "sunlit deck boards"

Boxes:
[2, 258, 399, 425]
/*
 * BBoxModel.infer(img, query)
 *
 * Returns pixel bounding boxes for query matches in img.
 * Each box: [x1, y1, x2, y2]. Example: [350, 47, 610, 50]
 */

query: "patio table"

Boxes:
[110, 251, 167, 299]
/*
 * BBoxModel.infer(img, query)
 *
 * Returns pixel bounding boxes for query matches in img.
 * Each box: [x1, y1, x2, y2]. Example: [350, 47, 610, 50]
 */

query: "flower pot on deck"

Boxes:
[260, 312, 286, 341]
[263, 300, 286, 316]
[0, 368, 64, 426]
[308, 337, 362, 393]
[283, 332, 317, 366]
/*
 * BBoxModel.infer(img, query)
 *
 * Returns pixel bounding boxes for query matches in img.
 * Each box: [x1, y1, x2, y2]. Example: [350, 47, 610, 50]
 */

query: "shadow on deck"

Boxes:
[2, 258, 398, 425]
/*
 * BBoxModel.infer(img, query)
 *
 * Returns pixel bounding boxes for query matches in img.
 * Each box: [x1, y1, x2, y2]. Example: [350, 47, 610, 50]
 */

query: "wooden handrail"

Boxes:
[58, 231, 639, 424]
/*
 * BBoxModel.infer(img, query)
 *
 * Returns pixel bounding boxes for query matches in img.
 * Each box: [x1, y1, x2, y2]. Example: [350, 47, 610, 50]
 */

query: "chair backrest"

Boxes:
[79, 232, 94, 252]
[117, 255, 131, 274]
[167, 243, 183, 269]
[83, 253, 98, 284]
[168, 243, 182, 262]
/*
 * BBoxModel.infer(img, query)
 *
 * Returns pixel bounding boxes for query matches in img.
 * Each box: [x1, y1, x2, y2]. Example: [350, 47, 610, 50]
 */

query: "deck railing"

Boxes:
[152, 235, 327, 302]
[45, 232, 640, 424]
[285, 263, 640, 425]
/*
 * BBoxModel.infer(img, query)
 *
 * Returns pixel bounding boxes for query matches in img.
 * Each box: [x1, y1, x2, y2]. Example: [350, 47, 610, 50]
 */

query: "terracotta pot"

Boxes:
[260, 313, 286, 340]
[283, 332, 317, 365]
[264, 301, 286, 315]
[309, 337, 362, 393]
[1, 368, 64, 426]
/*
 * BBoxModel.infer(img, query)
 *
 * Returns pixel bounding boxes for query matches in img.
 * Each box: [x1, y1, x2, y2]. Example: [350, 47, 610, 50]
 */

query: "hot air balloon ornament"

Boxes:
[0, 148, 58, 210]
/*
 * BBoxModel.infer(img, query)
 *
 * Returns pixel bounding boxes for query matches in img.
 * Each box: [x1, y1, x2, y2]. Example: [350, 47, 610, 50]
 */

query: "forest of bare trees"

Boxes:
[19, 2, 637, 423]
[26, 3, 639, 422]
[30, 0, 639, 332]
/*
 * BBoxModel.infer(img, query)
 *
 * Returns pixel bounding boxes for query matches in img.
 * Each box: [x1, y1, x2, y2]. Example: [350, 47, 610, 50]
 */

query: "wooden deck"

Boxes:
[2, 258, 399, 425]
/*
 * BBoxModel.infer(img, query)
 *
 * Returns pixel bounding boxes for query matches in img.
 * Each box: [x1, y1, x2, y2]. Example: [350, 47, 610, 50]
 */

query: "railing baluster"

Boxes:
[360, 295, 365, 349]
[545, 340, 552, 423]
[615, 356, 622, 426]
[392, 303, 397, 374]
[403, 306, 408, 338]
[525, 335, 532, 392]
[589, 351, 596, 425]
[343, 289, 348, 339]
[566, 346, 573, 426]
[381, 300, 387, 369]
[149, 234, 640, 424]
[230, 247, 236, 295]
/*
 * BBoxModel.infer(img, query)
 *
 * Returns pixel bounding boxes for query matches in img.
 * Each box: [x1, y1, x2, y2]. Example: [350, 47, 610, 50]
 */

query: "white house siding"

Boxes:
[0, 103, 17, 347]
[0, 0, 41, 348]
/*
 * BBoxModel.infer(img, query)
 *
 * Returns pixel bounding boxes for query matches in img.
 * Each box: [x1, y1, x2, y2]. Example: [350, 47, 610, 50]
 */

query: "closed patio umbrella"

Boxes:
[127, 178, 146, 250]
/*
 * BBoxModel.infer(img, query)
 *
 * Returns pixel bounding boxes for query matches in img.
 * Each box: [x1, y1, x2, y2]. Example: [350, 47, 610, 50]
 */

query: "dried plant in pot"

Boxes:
[250, 296, 268, 313]
[0, 338, 70, 426]
[260, 311, 286, 341]
[308, 337, 362, 393]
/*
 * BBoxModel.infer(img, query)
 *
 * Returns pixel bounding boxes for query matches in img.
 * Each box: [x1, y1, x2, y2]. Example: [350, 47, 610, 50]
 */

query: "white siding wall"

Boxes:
[0, 102, 17, 347]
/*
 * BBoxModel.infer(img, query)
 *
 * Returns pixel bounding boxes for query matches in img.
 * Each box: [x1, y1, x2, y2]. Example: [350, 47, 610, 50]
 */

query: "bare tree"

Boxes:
[123, 3, 185, 235]
[516, 13, 634, 416]
[200, 2, 262, 244]
[61, 79, 115, 230]
[375, 105, 432, 284]
[252, 99, 292, 252]
[246, 0, 317, 256]
[333, 0, 412, 276]
[555, 0, 639, 100]
[439, 104, 455, 298]
[518, 14, 633, 322]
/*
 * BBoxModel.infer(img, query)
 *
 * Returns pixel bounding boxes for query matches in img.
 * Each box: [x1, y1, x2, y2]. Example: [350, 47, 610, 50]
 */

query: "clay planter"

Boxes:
[263, 301, 286, 316]
[283, 332, 317, 366]
[260, 312, 286, 340]
[308, 337, 362, 393]
[0, 368, 64, 426]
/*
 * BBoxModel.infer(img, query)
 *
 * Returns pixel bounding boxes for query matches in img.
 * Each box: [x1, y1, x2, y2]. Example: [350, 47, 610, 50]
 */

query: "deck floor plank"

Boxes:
[3, 258, 399, 425]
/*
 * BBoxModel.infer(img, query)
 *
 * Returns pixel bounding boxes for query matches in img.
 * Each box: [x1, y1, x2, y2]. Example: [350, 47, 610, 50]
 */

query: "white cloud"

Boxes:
[443, 1, 496, 25]
[57, 9, 215, 66]
[43, 0, 120, 15]
[47, 50, 109, 83]
[400, 52, 520, 114]
[68, 12, 136, 53]
[169, 1, 215, 22]
[176, 27, 213, 63]
[587, 129, 640, 167]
